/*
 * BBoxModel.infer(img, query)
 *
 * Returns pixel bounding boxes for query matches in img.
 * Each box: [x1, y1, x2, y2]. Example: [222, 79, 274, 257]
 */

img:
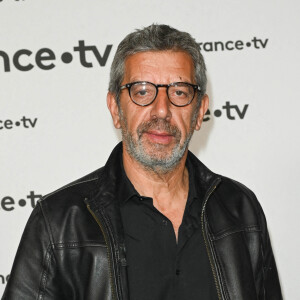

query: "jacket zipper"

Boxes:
[86, 202, 119, 300]
[86, 178, 222, 300]
[201, 178, 223, 300]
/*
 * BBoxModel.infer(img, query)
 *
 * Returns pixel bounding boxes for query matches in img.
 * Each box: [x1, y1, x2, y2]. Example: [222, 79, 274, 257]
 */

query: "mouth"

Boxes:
[143, 130, 174, 144]
[136, 118, 181, 146]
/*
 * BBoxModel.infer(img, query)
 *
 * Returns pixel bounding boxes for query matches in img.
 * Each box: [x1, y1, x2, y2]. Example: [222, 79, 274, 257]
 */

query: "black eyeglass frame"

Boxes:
[120, 81, 201, 107]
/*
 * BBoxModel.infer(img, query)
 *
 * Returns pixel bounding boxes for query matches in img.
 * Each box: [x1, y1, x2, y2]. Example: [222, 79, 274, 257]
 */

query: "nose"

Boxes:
[150, 87, 172, 121]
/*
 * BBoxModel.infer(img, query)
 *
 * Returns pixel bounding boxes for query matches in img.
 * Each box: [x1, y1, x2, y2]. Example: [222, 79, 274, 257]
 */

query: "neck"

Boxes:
[122, 145, 189, 210]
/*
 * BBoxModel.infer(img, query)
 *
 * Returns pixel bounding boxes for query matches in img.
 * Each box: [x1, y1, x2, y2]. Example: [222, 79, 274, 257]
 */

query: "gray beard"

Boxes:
[120, 115, 194, 174]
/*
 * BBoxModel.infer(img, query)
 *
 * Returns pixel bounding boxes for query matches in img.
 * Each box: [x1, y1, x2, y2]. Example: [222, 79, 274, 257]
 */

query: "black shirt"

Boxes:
[119, 159, 218, 300]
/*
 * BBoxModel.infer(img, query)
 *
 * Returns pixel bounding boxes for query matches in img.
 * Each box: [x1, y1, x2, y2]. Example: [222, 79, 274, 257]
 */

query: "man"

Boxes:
[3, 24, 282, 300]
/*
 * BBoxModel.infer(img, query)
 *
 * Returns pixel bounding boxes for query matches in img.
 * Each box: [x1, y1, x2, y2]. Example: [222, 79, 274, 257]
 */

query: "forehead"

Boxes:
[123, 50, 195, 83]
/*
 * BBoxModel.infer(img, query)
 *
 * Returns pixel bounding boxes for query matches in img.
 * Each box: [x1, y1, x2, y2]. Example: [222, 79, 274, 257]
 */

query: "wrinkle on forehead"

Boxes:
[123, 50, 195, 84]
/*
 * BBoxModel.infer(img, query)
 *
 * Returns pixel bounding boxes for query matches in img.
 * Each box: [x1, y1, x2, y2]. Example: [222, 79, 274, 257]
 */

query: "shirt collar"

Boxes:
[185, 156, 198, 206]
[118, 150, 199, 205]
[117, 153, 140, 204]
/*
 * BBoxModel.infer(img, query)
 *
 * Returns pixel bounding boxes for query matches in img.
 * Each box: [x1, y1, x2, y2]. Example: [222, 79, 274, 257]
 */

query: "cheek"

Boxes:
[121, 107, 148, 133]
[173, 110, 195, 135]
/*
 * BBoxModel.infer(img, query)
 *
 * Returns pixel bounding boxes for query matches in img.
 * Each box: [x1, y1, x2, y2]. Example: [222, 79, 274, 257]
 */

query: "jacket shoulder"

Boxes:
[40, 167, 103, 207]
[207, 176, 266, 236]
[188, 151, 265, 229]
[37, 167, 105, 244]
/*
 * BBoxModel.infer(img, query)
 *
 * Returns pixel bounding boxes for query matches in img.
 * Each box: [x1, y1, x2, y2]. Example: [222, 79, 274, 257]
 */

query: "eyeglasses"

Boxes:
[120, 81, 201, 107]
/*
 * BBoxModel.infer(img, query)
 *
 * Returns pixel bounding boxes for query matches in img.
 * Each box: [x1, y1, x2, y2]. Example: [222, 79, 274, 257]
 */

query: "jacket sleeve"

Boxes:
[257, 200, 283, 300]
[2, 202, 62, 300]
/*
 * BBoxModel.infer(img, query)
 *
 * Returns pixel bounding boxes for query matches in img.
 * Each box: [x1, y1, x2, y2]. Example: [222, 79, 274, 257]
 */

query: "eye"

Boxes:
[133, 88, 151, 98]
[131, 83, 155, 100]
[170, 88, 188, 98]
[175, 90, 186, 96]
[137, 89, 148, 96]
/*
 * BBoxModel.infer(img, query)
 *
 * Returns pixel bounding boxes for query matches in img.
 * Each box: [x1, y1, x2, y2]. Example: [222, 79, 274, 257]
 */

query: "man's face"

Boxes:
[107, 50, 208, 172]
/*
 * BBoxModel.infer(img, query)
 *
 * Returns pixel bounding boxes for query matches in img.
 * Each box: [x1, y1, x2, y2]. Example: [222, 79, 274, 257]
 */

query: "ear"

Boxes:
[107, 92, 121, 129]
[195, 94, 209, 131]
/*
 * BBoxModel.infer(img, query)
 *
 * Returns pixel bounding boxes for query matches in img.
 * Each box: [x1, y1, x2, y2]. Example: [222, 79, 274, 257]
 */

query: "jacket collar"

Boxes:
[86, 142, 219, 245]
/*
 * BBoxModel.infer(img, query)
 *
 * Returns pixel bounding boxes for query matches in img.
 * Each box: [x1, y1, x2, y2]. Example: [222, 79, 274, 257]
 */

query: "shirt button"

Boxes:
[176, 269, 181, 275]
[162, 219, 168, 226]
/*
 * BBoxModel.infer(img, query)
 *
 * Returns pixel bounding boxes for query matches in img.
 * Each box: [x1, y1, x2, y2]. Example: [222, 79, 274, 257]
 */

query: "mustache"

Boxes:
[137, 118, 181, 139]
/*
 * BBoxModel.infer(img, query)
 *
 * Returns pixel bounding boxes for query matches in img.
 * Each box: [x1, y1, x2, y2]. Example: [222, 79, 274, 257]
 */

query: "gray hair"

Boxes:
[108, 24, 207, 108]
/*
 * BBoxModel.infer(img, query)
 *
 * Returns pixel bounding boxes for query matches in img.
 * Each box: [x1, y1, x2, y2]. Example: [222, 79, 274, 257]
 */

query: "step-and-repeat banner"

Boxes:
[1, 0, 299, 298]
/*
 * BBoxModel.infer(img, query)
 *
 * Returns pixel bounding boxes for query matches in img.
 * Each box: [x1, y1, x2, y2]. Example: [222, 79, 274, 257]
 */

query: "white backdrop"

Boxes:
[1, 0, 299, 298]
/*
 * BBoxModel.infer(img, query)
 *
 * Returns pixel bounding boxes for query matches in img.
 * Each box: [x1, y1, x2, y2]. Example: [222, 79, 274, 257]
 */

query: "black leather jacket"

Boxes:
[3, 143, 282, 300]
